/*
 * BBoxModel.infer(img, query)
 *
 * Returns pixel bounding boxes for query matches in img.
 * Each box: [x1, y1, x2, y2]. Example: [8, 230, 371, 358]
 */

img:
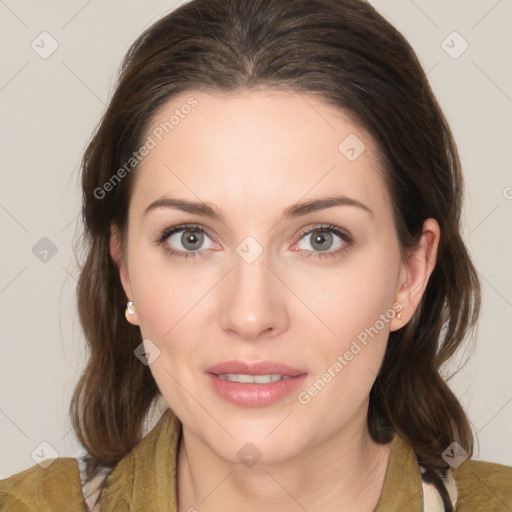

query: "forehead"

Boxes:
[129, 89, 390, 220]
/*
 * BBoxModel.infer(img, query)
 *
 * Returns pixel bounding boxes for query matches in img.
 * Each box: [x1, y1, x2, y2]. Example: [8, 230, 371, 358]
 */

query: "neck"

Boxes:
[177, 408, 392, 512]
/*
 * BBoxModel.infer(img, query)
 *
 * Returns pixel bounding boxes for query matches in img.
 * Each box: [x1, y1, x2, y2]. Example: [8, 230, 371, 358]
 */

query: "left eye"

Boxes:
[295, 227, 350, 253]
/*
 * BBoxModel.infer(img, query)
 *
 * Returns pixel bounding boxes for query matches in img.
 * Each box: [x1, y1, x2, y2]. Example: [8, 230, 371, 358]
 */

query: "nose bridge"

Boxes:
[219, 235, 286, 340]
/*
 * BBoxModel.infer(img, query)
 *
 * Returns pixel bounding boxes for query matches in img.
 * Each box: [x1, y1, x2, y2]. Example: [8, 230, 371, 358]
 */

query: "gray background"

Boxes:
[1, 0, 511, 478]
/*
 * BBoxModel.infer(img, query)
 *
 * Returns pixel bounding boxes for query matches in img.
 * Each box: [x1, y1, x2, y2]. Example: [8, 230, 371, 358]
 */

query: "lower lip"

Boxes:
[206, 373, 308, 408]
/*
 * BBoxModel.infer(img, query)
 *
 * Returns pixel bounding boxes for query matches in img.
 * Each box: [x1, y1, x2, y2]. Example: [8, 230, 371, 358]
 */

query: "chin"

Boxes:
[201, 419, 306, 466]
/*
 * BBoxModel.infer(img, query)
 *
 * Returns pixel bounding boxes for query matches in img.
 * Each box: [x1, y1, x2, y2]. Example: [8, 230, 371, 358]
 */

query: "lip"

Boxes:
[205, 360, 308, 408]
[206, 360, 307, 376]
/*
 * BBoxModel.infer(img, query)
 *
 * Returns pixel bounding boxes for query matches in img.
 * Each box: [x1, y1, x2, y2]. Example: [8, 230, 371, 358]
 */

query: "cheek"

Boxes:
[128, 238, 209, 339]
[129, 262, 207, 413]
[295, 245, 400, 346]
[291, 242, 400, 407]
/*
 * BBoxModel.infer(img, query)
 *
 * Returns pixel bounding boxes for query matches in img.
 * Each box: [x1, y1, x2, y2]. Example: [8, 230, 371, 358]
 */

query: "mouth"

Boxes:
[216, 373, 294, 383]
[205, 360, 308, 408]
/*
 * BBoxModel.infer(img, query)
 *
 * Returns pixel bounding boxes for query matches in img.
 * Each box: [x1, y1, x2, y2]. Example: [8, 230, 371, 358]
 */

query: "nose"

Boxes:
[219, 248, 289, 342]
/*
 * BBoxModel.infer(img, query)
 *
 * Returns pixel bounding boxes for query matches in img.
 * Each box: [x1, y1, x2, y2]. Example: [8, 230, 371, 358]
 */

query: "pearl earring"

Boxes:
[125, 301, 135, 318]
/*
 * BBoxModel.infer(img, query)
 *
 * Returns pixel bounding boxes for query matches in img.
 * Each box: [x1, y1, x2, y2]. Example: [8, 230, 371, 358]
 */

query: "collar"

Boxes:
[101, 408, 423, 511]
[374, 430, 423, 511]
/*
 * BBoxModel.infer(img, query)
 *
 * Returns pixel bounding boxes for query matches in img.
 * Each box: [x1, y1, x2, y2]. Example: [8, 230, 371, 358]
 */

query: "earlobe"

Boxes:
[110, 223, 140, 326]
[389, 218, 440, 332]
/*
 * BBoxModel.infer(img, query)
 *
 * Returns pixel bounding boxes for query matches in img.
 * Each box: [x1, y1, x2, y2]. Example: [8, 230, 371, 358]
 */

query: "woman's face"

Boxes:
[112, 89, 419, 464]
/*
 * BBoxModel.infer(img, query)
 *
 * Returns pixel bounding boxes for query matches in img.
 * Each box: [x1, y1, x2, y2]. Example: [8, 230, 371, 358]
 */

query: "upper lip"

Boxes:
[206, 360, 307, 377]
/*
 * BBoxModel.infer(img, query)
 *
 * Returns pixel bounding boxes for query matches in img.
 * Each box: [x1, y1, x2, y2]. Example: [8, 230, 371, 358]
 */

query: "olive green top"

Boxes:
[1, 408, 511, 511]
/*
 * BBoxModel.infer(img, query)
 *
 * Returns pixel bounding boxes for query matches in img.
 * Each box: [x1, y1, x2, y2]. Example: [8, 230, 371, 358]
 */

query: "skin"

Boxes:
[110, 89, 440, 512]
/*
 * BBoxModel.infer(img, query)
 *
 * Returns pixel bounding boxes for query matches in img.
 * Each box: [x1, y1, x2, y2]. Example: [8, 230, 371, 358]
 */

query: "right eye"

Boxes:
[154, 223, 219, 259]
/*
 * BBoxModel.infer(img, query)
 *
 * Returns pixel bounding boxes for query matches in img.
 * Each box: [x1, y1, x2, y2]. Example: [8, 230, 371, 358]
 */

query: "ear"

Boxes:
[389, 218, 440, 332]
[110, 223, 140, 326]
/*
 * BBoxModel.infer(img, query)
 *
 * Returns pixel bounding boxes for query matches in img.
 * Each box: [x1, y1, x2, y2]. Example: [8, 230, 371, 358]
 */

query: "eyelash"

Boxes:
[153, 223, 353, 261]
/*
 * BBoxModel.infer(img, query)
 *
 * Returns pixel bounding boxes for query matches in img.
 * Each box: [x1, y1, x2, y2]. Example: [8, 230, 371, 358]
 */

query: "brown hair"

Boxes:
[71, 0, 480, 508]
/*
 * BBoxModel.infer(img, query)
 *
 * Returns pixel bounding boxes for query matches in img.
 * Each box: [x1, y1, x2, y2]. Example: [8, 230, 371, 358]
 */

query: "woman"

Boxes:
[1, 0, 511, 511]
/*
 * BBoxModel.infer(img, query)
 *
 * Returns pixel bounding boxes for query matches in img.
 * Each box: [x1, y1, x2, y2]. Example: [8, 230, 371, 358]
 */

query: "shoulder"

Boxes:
[0, 457, 86, 511]
[451, 457, 512, 511]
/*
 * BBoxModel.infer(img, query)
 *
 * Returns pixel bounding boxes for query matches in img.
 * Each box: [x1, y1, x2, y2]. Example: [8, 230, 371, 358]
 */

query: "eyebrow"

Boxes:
[143, 194, 373, 221]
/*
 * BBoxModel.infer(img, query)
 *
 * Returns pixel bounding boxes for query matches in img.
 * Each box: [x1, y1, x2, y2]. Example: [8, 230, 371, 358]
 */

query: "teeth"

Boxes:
[217, 373, 293, 383]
